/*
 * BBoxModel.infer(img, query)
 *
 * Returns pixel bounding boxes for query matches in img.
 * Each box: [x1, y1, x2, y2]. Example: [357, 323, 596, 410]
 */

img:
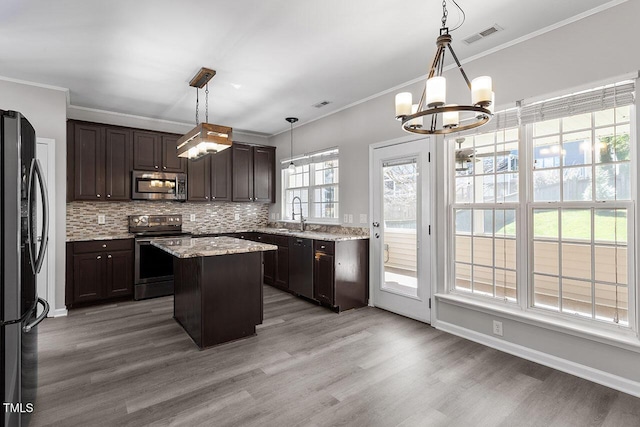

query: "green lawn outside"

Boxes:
[498, 209, 627, 242]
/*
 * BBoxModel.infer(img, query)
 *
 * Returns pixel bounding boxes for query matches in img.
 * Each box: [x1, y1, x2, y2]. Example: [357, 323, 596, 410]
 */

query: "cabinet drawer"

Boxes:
[254, 234, 275, 244]
[314, 240, 334, 254]
[73, 238, 133, 254]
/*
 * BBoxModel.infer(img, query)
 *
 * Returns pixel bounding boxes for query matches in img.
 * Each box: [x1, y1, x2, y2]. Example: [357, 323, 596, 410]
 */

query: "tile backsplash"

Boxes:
[67, 201, 270, 239]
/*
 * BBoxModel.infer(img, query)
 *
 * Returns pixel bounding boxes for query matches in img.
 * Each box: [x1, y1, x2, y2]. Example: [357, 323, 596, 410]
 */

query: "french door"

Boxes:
[370, 139, 432, 323]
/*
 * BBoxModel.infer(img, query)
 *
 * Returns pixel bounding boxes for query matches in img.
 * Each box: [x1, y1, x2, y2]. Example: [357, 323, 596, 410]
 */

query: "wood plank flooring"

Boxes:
[31, 286, 640, 426]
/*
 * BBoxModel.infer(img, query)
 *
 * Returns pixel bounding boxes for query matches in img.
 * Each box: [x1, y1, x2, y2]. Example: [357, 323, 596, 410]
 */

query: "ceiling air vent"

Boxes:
[313, 101, 331, 108]
[463, 24, 503, 45]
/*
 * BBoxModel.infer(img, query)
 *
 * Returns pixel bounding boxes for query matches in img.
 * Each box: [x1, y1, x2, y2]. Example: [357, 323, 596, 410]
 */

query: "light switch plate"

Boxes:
[234, 213, 240, 221]
[359, 214, 367, 224]
[343, 214, 349, 223]
[190, 214, 196, 222]
[97, 214, 106, 225]
[347, 214, 353, 223]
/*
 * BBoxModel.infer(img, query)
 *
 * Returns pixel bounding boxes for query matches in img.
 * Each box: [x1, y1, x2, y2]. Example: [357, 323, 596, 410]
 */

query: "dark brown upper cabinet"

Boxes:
[133, 131, 185, 173]
[232, 143, 275, 203]
[68, 121, 132, 201]
[187, 149, 232, 202]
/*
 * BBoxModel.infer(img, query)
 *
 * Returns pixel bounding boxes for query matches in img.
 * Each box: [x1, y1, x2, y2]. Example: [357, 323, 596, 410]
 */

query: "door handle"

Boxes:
[372, 222, 380, 228]
[23, 298, 50, 333]
[33, 159, 49, 275]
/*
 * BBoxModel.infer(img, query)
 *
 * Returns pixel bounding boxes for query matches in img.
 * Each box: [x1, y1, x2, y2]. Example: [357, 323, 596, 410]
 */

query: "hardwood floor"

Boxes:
[32, 286, 640, 426]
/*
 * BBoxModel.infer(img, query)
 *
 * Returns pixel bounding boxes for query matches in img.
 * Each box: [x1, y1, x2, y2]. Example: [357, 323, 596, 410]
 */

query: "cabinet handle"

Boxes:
[107, 194, 111, 198]
[163, 166, 167, 170]
[97, 194, 101, 198]
[155, 165, 159, 169]
[97, 255, 102, 260]
[205, 196, 209, 199]
[320, 245, 325, 249]
[107, 254, 112, 259]
[102, 244, 107, 248]
[212, 196, 216, 200]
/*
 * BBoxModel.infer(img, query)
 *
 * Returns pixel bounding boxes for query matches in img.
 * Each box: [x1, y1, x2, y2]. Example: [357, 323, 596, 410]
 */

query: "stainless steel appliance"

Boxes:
[1, 110, 50, 427]
[129, 214, 189, 300]
[131, 171, 187, 201]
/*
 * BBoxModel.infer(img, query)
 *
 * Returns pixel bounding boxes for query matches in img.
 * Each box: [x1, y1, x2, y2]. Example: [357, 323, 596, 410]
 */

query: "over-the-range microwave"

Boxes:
[131, 171, 187, 201]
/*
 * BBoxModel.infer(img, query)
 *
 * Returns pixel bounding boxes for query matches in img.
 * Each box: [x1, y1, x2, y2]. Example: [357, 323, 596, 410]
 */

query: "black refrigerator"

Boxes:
[1, 110, 50, 427]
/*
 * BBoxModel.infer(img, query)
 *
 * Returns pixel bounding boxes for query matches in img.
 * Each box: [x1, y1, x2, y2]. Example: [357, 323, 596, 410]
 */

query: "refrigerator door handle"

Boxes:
[23, 297, 49, 333]
[29, 159, 50, 275]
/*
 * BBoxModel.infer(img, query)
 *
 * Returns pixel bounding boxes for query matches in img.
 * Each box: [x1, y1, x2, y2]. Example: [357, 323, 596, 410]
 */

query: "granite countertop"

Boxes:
[150, 236, 277, 259]
[66, 227, 369, 243]
[253, 227, 369, 241]
[66, 233, 135, 242]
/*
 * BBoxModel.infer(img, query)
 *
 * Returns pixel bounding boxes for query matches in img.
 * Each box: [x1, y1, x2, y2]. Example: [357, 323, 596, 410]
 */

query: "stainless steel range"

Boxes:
[129, 214, 190, 300]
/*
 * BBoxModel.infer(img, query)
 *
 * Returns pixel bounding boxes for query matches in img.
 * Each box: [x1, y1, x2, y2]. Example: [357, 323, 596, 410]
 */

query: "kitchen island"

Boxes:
[151, 236, 277, 349]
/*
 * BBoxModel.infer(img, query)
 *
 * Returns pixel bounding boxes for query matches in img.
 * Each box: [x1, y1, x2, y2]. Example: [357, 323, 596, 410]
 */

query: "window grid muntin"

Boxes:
[282, 152, 339, 222]
[529, 205, 631, 326]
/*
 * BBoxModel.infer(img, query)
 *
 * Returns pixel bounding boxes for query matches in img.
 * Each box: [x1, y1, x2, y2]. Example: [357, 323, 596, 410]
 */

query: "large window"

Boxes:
[282, 148, 339, 222]
[449, 81, 635, 329]
[453, 118, 520, 302]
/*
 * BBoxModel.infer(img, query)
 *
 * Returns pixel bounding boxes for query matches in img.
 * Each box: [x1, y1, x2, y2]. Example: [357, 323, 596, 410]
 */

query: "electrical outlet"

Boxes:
[190, 214, 196, 222]
[343, 214, 349, 223]
[347, 214, 353, 223]
[359, 214, 367, 224]
[97, 214, 106, 225]
[492, 320, 503, 337]
[234, 213, 240, 221]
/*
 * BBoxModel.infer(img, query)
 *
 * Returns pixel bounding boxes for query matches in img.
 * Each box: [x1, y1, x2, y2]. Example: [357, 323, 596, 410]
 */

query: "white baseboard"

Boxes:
[436, 320, 640, 398]
[51, 308, 68, 318]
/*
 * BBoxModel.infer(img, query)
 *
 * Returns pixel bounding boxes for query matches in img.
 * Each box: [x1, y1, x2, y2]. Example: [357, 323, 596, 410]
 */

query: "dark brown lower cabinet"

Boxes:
[66, 239, 134, 308]
[253, 234, 289, 290]
[173, 252, 263, 349]
[313, 239, 369, 312]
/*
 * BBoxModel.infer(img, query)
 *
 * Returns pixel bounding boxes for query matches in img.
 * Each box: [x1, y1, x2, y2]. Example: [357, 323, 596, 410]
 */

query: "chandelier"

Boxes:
[177, 67, 233, 159]
[395, 0, 494, 135]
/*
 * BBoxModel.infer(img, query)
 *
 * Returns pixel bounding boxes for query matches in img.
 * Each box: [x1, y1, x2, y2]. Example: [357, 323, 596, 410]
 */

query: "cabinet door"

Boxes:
[253, 146, 275, 203]
[133, 131, 161, 171]
[232, 143, 253, 201]
[161, 135, 186, 173]
[263, 249, 275, 285]
[314, 252, 335, 305]
[105, 128, 132, 200]
[73, 123, 105, 200]
[105, 250, 133, 298]
[275, 246, 289, 290]
[211, 148, 232, 201]
[187, 156, 211, 201]
[73, 252, 105, 302]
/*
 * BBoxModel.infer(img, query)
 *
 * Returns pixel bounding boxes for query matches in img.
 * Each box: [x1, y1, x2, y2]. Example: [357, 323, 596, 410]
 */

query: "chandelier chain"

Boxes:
[195, 88, 199, 125]
[441, 0, 448, 28]
[205, 83, 209, 123]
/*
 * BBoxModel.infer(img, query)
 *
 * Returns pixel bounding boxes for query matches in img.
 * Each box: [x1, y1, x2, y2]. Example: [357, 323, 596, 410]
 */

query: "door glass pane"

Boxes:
[382, 159, 418, 297]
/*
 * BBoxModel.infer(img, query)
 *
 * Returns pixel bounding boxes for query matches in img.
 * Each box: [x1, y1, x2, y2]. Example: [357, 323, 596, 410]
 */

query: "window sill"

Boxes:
[435, 292, 640, 354]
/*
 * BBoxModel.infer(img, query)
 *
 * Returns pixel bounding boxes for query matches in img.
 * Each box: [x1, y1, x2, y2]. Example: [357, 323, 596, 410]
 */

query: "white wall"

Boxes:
[0, 78, 68, 312]
[269, 0, 640, 389]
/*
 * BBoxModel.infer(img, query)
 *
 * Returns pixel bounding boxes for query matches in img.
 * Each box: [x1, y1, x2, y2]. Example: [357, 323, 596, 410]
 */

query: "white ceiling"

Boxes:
[0, 0, 621, 136]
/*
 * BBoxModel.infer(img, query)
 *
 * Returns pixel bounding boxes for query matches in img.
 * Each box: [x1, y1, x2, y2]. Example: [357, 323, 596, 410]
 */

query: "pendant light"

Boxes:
[394, 0, 494, 135]
[285, 117, 298, 171]
[177, 67, 233, 160]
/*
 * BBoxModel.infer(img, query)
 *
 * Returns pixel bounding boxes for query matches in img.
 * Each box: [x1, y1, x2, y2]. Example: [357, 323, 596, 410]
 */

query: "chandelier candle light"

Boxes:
[395, 0, 494, 134]
[177, 67, 233, 160]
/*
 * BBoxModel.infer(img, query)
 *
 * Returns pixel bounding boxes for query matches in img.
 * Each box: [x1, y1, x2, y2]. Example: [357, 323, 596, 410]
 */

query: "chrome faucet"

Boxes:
[291, 196, 306, 231]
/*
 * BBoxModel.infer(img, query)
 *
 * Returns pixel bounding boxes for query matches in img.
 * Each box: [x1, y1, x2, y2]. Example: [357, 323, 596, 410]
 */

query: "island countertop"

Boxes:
[150, 236, 277, 258]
